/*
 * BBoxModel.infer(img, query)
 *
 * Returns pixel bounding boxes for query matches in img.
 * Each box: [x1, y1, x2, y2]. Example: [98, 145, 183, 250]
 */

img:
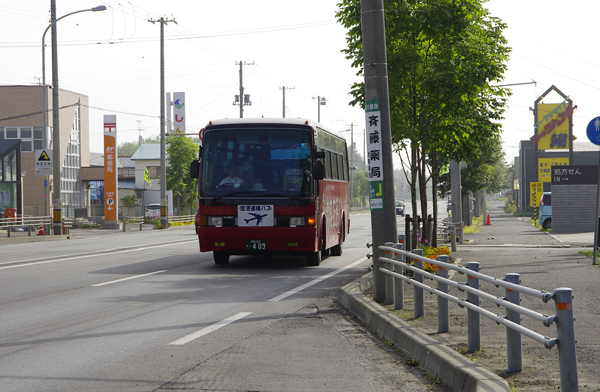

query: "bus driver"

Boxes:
[219, 163, 245, 188]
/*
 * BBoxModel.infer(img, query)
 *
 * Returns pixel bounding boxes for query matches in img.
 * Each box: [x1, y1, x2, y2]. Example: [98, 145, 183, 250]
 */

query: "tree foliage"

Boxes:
[336, 0, 511, 246]
[166, 136, 199, 213]
[118, 135, 161, 156]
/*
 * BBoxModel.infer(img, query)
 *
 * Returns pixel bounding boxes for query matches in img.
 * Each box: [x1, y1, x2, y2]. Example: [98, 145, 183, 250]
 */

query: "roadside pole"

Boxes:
[362, 0, 397, 303]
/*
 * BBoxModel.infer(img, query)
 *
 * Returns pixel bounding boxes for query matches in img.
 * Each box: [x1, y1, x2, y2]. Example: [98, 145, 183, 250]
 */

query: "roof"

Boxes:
[131, 144, 161, 160]
[573, 142, 600, 152]
[118, 180, 136, 189]
[0, 139, 21, 160]
[203, 118, 342, 140]
[88, 151, 124, 168]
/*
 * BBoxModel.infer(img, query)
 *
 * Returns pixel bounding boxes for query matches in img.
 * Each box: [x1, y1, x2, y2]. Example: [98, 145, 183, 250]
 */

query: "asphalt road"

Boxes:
[0, 215, 447, 392]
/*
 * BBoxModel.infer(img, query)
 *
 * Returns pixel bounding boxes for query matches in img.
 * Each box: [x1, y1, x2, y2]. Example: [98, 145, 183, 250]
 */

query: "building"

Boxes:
[0, 85, 90, 218]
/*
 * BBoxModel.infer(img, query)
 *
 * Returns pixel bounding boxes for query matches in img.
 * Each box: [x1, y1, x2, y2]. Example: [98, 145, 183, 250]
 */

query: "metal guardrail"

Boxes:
[377, 243, 578, 392]
[0, 215, 53, 237]
[167, 215, 195, 224]
[122, 216, 145, 232]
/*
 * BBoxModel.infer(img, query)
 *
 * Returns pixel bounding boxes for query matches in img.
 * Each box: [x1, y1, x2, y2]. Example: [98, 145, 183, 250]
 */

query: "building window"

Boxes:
[6, 128, 18, 139]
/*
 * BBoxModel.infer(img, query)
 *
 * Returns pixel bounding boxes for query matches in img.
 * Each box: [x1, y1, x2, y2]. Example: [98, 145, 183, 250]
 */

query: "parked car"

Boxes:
[539, 192, 551, 229]
[395, 201, 405, 216]
[145, 204, 161, 219]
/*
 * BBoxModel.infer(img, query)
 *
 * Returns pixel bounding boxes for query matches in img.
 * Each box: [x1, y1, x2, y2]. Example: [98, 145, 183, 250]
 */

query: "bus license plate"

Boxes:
[246, 239, 266, 250]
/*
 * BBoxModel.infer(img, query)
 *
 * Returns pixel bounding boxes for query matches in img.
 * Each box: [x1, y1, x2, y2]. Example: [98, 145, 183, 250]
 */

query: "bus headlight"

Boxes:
[290, 217, 305, 227]
[208, 216, 223, 226]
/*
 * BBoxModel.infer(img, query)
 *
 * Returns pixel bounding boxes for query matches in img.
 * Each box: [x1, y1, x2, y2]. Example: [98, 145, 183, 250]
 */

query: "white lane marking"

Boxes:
[0, 239, 195, 267]
[92, 270, 167, 287]
[548, 233, 564, 242]
[169, 312, 253, 346]
[268, 257, 368, 302]
[0, 240, 196, 271]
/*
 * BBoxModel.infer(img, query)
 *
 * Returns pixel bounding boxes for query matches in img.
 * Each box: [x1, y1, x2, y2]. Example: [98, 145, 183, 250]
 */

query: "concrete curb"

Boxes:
[337, 273, 509, 392]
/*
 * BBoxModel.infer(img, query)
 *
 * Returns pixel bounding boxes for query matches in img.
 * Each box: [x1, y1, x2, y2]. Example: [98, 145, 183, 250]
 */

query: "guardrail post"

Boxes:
[393, 243, 404, 310]
[553, 288, 578, 392]
[466, 261, 480, 352]
[405, 215, 412, 252]
[123, 217, 127, 232]
[505, 273, 522, 372]
[459, 221, 464, 244]
[449, 224, 457, 252]
[384, 242, 394, 305]
[412, 249, 424, 319]
[437, 255, 450, 333]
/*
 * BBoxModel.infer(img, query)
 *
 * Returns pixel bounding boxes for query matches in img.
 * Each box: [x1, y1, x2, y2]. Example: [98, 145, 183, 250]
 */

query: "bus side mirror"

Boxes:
[190, 160, 200, 179]
[313, 160, 324, 181]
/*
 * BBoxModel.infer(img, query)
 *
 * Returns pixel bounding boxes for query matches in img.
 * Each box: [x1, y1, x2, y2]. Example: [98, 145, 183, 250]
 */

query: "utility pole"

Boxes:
[50, 0, 61, 234]
[149, 16, 177, 229]
[235, 61, 254, 118]
[312, 96, 327, 122]
[280, 86, 295, 118]
[362, 0, 397, 303]
[348, 123, 356, 206]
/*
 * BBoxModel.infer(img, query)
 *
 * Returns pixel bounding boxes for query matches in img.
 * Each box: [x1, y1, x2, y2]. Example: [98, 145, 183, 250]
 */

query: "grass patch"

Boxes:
[463, 216, 482, 234]
[577, 250, 593, 258]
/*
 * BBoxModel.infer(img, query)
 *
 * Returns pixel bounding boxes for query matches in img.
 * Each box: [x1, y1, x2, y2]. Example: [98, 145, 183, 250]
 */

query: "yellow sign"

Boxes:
[530, 182, 543, 207]
[538, 157, 569, 182]
[533, 102, 573, 151]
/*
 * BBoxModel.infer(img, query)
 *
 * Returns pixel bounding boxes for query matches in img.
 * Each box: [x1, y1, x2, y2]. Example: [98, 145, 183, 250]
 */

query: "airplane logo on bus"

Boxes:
[244, 213, 268, 225]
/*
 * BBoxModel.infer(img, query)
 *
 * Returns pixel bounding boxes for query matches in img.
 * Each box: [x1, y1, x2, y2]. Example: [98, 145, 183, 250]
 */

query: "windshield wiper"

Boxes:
[212, 190, 264, 201]
[262, 193, 304, 202]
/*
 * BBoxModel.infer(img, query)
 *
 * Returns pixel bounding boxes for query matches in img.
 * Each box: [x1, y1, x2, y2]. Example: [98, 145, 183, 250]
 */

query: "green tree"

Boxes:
[118, 135, 161, 156]
[121, 195, 139, 207]
[336, 0, 511, 247]
[166, 136, 199, 214]
[352, 170, 369, 207]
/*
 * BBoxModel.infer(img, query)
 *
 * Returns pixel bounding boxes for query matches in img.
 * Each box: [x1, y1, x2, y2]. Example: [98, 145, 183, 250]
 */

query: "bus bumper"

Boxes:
[198, 226, 317, 254]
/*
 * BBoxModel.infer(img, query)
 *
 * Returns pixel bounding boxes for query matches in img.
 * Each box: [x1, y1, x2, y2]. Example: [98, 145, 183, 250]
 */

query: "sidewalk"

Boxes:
[339, 199, 600, 392]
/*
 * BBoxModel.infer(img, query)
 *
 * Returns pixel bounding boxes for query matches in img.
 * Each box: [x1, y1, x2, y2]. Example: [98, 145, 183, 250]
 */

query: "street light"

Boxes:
[42, 4, 106, 232]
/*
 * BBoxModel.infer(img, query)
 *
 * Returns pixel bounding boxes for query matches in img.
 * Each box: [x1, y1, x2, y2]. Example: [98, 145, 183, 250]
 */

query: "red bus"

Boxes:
[190, 118, 350, 266]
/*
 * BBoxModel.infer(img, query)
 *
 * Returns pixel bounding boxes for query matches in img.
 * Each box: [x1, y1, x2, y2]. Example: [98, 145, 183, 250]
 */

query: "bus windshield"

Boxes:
[200, 127, 314, 198]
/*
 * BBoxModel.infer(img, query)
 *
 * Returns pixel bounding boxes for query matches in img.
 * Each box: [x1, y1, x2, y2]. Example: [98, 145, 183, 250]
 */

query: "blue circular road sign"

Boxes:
[586, 117, 600, 146]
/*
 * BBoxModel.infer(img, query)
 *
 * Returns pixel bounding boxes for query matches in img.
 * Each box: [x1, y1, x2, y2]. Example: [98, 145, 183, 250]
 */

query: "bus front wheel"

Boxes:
[213, 251, 230, 265]
[306, 250, 321, 266]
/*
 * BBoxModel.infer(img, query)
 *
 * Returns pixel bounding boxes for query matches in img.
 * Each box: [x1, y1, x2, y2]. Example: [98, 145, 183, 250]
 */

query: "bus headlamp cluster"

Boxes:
[208, 216, 223, 227]
[291, 216, 317, 227]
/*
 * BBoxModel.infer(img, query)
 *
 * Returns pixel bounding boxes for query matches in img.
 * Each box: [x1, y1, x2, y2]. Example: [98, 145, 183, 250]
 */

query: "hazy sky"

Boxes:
[2, 1, 600, 165]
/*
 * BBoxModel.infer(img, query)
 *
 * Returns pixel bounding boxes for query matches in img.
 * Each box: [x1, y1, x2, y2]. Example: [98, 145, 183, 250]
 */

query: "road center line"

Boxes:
[0, 240, 196, 271]
[169, 312, 253, 346]
[92, 270, 167, 287]
[268, 257, 368, 302]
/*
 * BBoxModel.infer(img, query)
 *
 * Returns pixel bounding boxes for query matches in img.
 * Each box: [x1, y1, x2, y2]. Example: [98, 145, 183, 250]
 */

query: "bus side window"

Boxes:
[331, 152, 338, 180]
[325, 151, 332, 179]
[337, 154, 345, 181]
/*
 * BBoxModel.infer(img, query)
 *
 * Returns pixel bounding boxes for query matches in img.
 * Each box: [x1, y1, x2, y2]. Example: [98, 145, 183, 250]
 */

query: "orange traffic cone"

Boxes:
[37, 220, 44, 235]
[486, 214, 491, 225]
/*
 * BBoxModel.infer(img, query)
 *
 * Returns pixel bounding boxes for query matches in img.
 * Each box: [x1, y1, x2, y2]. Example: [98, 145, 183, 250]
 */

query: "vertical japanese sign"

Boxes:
[173, 92, 185, 134]
[530, 182, 542, 207]
[103, 115, 118, 222]
[366, 99, 384, 210]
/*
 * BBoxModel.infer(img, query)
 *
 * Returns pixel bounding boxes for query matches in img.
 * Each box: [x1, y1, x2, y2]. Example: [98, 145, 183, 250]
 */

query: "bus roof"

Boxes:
[204, 118, 344, 140]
